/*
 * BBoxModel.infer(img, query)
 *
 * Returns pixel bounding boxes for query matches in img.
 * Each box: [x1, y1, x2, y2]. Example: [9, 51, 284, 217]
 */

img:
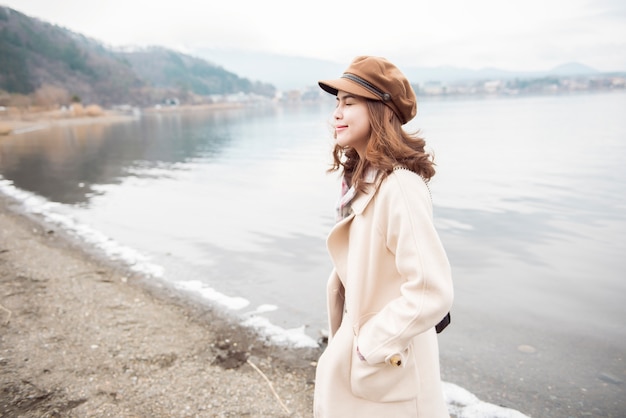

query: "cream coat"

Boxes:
[314, 168, 454, 417]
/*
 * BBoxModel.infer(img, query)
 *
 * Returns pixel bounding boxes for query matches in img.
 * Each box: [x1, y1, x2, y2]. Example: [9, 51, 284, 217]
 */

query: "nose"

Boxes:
[333, 106, 342, 119]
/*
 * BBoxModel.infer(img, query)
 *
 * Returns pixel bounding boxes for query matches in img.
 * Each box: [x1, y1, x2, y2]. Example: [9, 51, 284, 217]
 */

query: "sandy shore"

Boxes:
[0, 192, 319, 416]
[0, 103, 247, 136]
[0, 108, 136, 136]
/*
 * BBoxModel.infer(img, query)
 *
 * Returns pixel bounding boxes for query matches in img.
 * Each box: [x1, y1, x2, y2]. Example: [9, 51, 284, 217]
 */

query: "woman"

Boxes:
[313, 56, 454, 417]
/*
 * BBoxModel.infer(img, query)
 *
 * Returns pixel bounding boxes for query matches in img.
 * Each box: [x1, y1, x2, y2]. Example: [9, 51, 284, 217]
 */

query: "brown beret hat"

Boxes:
[319, 56, 417, 124]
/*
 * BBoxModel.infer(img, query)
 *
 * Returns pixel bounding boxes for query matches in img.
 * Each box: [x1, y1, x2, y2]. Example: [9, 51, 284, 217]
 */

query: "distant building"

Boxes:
[163, 98, 180, 106]
[421, 81, 446, 95]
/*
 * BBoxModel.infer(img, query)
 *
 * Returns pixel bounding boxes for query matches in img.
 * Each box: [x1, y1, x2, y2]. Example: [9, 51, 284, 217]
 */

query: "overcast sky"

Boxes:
[3, 0, 626, 72]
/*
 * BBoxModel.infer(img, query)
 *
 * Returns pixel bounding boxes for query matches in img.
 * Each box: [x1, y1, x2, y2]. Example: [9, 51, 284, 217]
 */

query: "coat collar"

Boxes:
[334, 170, 383, 228]
[353, 168, 383, 214]
[350, 179, 379, 215]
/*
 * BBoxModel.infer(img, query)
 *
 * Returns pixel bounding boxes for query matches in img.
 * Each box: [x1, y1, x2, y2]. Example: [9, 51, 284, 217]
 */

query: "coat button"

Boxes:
[390, 354, 402, 367]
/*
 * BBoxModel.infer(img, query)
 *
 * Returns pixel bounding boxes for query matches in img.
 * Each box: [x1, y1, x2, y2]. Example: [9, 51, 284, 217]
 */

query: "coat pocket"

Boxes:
[350, 337, 419, 402]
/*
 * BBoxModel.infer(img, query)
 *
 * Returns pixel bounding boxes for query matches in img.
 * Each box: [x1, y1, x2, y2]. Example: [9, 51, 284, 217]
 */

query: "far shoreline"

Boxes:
[0, 102, 249, 137]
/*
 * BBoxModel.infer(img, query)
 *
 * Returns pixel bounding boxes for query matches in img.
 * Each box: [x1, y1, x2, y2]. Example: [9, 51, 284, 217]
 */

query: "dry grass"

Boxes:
[0, 122, 12, 136]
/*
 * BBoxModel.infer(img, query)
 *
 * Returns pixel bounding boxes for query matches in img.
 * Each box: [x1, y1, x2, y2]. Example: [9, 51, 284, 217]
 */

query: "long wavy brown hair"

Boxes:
[328, 100, 436, 192]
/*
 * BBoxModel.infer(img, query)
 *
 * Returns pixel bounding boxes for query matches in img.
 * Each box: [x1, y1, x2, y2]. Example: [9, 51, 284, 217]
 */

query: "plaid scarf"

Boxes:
[335, 168, 379, 222]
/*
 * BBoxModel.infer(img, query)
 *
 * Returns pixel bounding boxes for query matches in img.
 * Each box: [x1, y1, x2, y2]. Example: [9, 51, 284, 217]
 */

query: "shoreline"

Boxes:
[0, 191, 320, 417]
[0, 102, 249, 136]
[0, 109, 137, 136]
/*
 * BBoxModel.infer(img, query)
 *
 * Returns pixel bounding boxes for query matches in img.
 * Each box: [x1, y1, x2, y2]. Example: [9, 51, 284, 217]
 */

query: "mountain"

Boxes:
[196, 48, 345, 91]
[119, 47, 276, 99]
[0, 6, 276, 106]
[0, 6, 144, 104]
[194, 48, 604, 90]
[404, 63, 600, 84]
[547, 62, 599, 76]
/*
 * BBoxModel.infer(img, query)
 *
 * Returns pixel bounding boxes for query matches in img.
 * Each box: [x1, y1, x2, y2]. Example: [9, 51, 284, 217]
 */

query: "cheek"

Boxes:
[355, 120, 371, 139]
[356, 110, 371, 133]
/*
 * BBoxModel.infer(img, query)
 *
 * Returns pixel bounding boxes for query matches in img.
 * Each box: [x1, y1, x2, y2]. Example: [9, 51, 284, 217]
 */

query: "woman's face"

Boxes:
[333, 91, 371, 156]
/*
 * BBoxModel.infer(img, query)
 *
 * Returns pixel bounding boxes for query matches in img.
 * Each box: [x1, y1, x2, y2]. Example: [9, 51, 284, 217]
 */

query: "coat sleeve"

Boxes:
[356, 172, 453, 365]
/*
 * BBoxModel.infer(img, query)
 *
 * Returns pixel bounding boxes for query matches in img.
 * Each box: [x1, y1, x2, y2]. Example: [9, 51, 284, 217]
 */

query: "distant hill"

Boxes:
[119, 47, 276, 99]
[0, 6, 276, 106]
[403, 63, 600, 84]
[194, 49, 605, 90]
[0, 6, 144, 105]
[547, 62, 599, 75]
[196, 49, 346, 91]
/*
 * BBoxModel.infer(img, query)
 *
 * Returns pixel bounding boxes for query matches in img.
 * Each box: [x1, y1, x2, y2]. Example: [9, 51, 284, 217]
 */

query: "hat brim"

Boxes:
[318, 78, 380, 101]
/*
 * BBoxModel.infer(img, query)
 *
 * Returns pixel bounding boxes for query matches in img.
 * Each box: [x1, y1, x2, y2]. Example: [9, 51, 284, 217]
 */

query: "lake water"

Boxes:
[1, 91, 625, 417]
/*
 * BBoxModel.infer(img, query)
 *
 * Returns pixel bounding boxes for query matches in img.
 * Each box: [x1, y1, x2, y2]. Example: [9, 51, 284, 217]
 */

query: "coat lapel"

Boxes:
[326, 179, 381, 282]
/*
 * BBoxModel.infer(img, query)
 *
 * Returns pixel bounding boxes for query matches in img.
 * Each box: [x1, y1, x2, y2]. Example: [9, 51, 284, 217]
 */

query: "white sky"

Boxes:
[3, 0, 626, 72]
